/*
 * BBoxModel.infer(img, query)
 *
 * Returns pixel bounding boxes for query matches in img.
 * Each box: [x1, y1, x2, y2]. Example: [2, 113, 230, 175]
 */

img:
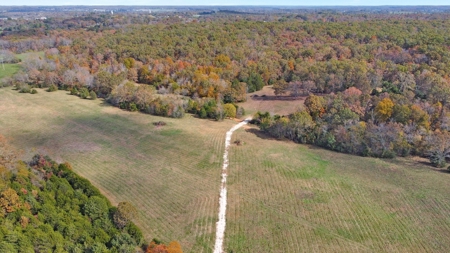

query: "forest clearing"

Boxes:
[1, 87, 449, 252]
[2, 8, 450, 252]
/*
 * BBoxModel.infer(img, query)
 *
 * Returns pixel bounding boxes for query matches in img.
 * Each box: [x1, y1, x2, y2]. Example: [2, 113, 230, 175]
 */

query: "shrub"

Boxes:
[70, 87, 79, 96]
[429, 150, 447, 168]
[119, 101, 128, 109]
[30, 89, 38, 94]
[0, 77, 14, 87]
[129, 103, 138, 112]
[18, 84, 31, 93]
[153, 121, 167, 126]
[199, 107, 207, 119]
[79, 88, 89, 99]
[90, 91, 97, 100]
[47, 84, 58, 92]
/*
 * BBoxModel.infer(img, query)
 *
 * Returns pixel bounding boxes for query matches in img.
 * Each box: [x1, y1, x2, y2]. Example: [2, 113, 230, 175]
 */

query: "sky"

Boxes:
[1, 1, 450, 6]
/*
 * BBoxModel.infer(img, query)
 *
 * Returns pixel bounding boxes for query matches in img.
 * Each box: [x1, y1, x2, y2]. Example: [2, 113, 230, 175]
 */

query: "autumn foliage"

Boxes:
[5, 13, 450, 164]
[146, 240, 183, 253]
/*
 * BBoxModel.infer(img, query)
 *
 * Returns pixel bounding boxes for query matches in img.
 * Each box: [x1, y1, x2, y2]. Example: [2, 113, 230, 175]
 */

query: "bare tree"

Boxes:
[62, 69, 77, 88]
[425, 132, 450, 168]
[0, 50, 19, 63]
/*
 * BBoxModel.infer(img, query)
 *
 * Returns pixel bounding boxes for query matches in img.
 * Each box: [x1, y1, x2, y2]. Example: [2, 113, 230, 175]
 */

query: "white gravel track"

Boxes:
[213, 118, 251, 253]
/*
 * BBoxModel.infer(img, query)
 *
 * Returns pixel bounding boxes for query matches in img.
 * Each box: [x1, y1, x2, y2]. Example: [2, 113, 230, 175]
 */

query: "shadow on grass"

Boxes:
[99, 100, 111, 107]
[377, 155, 450, 175]
[416, 160, 450, 174]
[250, 95, 305, 101]
[306, 145, 324, 150]
[245, 128, 276, 140]
[417, 160, 434, 167]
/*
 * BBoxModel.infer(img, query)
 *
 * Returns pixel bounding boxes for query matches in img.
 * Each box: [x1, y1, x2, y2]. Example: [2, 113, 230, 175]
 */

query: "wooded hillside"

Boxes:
[3, 13, 450, 164]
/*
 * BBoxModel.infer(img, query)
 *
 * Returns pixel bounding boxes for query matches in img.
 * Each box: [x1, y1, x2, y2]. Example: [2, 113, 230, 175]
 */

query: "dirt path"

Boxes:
[213, 117, 251, 253]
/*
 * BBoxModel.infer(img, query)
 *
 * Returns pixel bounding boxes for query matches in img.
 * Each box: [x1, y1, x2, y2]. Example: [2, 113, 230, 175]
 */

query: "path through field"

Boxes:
[1, 88, 450, 252]
[214, 118, 251, 253]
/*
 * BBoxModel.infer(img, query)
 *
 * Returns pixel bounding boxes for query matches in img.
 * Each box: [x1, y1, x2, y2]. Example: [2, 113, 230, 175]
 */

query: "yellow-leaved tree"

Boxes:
[375, 98, 394, 122]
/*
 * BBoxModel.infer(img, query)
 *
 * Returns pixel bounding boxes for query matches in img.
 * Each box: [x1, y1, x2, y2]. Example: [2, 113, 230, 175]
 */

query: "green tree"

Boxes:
[246, 72, 264, 93]
[392, 104, 411, 124]
[84, 196, 108, 220]
[223, 104, 237, 118]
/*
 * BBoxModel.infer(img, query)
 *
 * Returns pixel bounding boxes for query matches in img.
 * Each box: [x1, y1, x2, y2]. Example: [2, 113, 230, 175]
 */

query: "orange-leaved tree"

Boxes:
[146, 240, 183, 253]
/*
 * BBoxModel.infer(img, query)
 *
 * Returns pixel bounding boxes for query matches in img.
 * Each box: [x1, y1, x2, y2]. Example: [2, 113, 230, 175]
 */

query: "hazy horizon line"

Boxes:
[1, 5, 450, 7]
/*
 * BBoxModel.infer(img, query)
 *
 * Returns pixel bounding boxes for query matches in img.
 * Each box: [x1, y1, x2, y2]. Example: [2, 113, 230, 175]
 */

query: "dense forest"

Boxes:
[2, 12, 450, 166]
[0, 135, 182, 253]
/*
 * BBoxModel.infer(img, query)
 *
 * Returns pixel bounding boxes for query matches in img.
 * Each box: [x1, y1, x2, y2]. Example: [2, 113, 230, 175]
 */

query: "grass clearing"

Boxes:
[16, 51, 45, 62]
[241, 85, 306, 115]
[0, 63, 20, 79]
[0, 51, 44, 80]
[0, 87, 449, 252]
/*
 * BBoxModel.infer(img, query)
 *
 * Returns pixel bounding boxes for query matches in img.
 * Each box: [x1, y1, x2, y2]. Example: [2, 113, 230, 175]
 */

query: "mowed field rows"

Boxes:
[1, 87, 450, 252]
[0, 88, 234, 252]
[226, 128, 450, 252]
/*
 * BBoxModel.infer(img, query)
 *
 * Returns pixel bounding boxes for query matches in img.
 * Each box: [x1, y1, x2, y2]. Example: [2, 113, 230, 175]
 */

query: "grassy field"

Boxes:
[16, 51, 45, 62]
[0, 63, 20, 80]
[0, 88, 233, 251]
[241, 85, 306, 115]
[0, 51, 43, 80]
[226, 129, 450, 252]
[0, 88, 449, 252]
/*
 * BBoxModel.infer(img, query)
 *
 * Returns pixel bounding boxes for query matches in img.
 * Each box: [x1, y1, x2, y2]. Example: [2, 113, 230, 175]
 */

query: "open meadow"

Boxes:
[241, 85, 306, 116]
[227, 129, 450, 252]
[0, 52, 44, 81]
[0, 87, 449, 252]
[0, 63, 20, 80]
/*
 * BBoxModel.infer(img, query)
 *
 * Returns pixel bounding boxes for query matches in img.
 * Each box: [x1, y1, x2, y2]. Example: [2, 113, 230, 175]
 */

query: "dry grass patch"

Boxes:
[240, 85, 306, 115]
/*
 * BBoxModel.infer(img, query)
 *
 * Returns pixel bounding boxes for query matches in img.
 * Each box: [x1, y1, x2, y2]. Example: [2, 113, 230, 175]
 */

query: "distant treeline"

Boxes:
[3, 15, 450, 129]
